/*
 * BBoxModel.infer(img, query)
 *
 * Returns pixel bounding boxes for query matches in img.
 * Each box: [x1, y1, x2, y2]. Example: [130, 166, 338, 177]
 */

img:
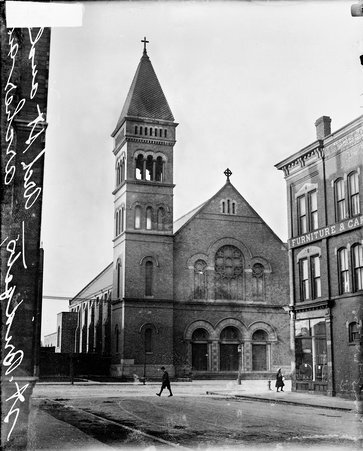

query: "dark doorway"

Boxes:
[220, 344, 238, 371]
[192, 343, 208, 371]
[252, 344, 267, 371]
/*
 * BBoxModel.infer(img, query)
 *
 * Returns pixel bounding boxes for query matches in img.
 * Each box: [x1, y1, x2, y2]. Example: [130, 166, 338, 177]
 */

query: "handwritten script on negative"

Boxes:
[2, 27, 46, 442]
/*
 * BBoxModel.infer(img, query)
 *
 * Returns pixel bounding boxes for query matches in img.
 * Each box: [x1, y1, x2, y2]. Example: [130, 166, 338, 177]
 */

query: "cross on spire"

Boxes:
[141, 36, 149, 54]
[224, 168, 232, 182]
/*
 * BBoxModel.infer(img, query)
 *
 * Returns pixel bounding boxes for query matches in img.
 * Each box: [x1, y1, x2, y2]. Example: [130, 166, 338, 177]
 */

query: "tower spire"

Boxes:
[141, 36, 149, 55]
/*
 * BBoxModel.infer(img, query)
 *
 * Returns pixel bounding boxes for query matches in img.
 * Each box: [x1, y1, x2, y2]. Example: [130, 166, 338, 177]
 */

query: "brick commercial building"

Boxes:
[276, 115, 363, 398]
[58, 43, 290, 380]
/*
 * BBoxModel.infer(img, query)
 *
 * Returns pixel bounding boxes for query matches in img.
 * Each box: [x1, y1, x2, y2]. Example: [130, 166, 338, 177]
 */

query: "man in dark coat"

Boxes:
[156, 366, 173, 397]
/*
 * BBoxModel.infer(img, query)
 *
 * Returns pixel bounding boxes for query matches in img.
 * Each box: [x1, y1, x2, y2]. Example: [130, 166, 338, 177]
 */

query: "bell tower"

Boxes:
[110, 39, 177, 378]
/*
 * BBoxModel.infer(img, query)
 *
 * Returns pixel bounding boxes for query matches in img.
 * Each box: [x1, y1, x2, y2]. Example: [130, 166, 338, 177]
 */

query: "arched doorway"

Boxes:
[192, 328, 209, 371]
[252, 329, 268, 371]
[219, 326, 240, 371]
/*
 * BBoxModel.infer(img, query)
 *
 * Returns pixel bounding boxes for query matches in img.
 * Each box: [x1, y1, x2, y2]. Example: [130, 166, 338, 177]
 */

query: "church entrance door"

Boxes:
[252, 344, 267, 371]
[192, 343, 208, 371]
[220, 344, 239, 371]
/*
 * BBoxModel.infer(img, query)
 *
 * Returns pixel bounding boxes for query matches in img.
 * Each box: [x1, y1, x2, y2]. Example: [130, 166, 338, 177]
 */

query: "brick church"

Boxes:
[56, 41, 290, 380]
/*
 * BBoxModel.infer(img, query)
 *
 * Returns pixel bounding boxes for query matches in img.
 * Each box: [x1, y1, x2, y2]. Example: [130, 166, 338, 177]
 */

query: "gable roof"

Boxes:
[173, 181, 286, 245]
[112, 51, 174, 136]
[173, 201, 206, 234]
[70, 262, 113, 304]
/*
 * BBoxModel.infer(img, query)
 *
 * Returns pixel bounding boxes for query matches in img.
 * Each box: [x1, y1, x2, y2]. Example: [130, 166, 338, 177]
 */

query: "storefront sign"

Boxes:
[289, 215, 363, 249]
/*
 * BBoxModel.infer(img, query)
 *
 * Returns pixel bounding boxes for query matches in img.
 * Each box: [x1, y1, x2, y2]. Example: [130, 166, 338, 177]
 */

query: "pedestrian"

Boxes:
[156, 366, 173, 397]
[275, 368, 284, 392]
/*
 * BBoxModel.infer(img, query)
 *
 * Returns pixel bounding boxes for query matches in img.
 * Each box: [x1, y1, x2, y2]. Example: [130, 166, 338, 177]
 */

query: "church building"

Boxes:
[60, 41, 290, 380]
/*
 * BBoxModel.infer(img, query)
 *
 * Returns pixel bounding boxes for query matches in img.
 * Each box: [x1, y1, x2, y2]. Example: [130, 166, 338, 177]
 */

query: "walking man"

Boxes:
[156, 366, 173, 397]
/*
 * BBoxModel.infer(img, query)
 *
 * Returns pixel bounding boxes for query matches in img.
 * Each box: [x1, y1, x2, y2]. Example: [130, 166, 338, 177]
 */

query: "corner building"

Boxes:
[68, 44, 290, 380]
[276, 115, 363, 398]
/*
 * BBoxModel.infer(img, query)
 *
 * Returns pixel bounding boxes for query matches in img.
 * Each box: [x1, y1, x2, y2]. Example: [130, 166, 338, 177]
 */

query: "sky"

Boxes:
[40, 0, 363, 339]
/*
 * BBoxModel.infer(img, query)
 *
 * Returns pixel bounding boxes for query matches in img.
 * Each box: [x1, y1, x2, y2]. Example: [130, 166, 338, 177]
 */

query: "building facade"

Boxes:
[276, 115, 363, 398]
[63, 43, 291, 380]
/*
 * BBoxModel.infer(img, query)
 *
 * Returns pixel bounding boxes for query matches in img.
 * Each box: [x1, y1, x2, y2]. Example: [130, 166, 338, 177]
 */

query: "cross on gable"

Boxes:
[224, 168, 232, 182]
[141, 37, 149, 54]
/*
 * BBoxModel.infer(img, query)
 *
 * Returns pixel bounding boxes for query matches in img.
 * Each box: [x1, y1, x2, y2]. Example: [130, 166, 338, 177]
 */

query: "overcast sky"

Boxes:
[40, 0, 363, 339]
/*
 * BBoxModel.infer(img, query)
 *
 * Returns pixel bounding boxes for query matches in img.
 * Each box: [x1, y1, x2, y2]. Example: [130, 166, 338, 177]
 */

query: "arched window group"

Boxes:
[134, 205, 166, 231]
[135, 154, 165, 182]
[215, 245, 243, 300]
[191, 247, 269, 301]
[115, 207, 125, 236]
[221, 199, 236, 215]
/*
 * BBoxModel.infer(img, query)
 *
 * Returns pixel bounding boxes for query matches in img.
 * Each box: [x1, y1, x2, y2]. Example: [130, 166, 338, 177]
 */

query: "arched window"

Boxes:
[146, 207, 152, 230]
[145, 261, 153, 296]
[135, 205, 142, 229]
[222, 201, 225, 214]
[155, 156, 164, 182]
[149, 127, 153, 136]
[134, 125, 138, 134]
[349, 322, 359, 342]
[135, 154, 144, 180]
[115, 210, 119, 236]
[120, 207, 125, 233]
[219, 326, 240, 371]
[116, 260, 122, 299]
[164, 129, 167, 138]
[338, 248, 350, 294]
[215, 245, 243, 300]
[252, 330, 268, 341]
[120, 160, 125, 183]
[352, 244, 363, 291]
[116, 162, 120, 186]
[232, 202, 236, 215]
[252, 330, 268, 371]
[348, 172, 360, 216]
[192, 328, 209, 371]
[252, 263, 265, 298]
[159, 129, 162, 137]
[146, 155, 153, 181]
[220, 326, 240, 341]
[145, 328, 152, 353]
[194, 260, 207, 299]
[115, 324, 120, 353]
[335, 179, 346, 221]
[157, 207, 165, 231]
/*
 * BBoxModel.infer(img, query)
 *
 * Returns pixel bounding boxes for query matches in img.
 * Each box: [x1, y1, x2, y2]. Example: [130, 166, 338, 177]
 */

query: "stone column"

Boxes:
[211, 340, 219, 372]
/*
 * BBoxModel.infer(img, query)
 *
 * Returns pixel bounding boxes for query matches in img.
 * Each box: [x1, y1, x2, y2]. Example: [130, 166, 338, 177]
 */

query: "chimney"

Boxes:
[315, 116, 331, 140]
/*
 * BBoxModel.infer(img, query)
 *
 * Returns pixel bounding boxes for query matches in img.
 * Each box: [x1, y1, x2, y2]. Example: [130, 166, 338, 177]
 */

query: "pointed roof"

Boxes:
[173, 180, 286, 245]
[112, 49, 174, 136]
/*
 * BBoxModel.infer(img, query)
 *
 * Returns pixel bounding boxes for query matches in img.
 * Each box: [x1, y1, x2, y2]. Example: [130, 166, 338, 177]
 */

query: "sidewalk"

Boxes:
[205, 379, 358, 412]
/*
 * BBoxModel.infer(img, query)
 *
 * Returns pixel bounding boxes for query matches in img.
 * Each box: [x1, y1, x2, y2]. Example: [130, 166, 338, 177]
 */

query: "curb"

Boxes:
[205, 391, 354, 412]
